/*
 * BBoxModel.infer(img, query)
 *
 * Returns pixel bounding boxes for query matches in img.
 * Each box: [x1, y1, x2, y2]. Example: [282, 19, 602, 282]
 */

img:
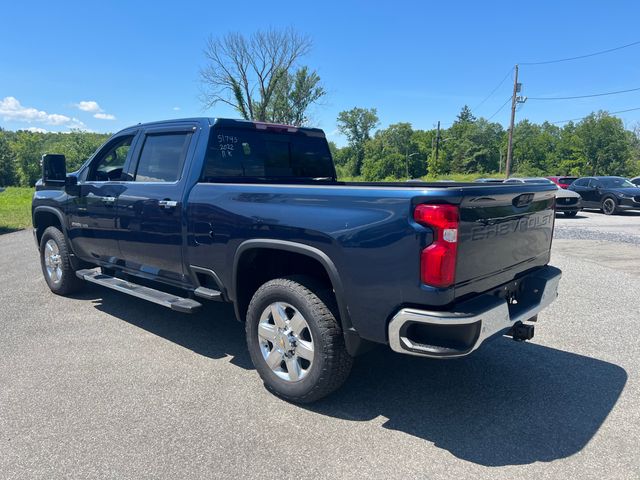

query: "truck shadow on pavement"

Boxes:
[80, 285, 627, 468]
[310, 342, 627, 467]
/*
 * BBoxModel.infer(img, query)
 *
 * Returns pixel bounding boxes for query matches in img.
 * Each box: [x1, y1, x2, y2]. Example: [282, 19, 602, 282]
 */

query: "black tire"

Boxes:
[245, 276, 353, 403]
[563, 210, 578, 217]
[39, 226, 84, 295]
[601, 197, 618, 215]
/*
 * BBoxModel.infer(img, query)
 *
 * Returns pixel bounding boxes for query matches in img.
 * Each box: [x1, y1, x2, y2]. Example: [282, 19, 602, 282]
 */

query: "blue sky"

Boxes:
[1, 1, 639, 145]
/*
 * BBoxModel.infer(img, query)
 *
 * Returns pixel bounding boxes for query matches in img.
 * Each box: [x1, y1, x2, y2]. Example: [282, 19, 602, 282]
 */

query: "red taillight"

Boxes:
[414, 204, 459, 288]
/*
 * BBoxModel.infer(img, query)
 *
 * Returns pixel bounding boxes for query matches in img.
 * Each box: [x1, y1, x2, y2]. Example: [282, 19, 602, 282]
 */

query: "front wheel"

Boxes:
[246, 276, 353, 403]
[601, 197, 618, 215]
[39, 226, 84, 295]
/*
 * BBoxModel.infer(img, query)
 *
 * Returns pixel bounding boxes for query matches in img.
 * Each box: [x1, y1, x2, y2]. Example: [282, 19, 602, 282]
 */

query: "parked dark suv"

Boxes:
[569, 176, 640, 215]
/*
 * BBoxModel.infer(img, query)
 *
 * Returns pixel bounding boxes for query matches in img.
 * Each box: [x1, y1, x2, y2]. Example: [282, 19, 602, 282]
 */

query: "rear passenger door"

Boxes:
[581, 178, 602, 206]
[116, 124, 198, 285]
[570, 178, 592, 206]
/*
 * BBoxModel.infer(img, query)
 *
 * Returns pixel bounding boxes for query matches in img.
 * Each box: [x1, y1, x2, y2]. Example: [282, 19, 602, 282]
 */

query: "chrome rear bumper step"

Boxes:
[388, 266, 562, 358]
[76, 269, 202, 313]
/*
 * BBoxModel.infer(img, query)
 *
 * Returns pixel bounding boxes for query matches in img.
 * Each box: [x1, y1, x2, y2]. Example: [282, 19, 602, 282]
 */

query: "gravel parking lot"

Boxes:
[1, 211, 639, 479]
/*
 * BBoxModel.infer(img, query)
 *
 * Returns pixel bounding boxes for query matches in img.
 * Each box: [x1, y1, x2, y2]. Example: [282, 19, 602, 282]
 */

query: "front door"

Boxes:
[67, 134, 137, 263]
[116, 125, 197, 285]
[581, 178, 603, 207]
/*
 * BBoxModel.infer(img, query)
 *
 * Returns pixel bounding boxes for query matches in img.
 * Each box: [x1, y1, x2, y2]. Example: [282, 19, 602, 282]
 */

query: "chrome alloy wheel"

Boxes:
[257, 302, 315, 382]
[44, 239, 63, 284]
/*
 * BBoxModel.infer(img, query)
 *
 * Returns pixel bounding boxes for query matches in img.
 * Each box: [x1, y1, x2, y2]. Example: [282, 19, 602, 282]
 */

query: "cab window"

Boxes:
[573, 178, 588, 187]
[201, 128, 335, 182]
[87, 135, 134, 181]
[133, 132, 192, 183]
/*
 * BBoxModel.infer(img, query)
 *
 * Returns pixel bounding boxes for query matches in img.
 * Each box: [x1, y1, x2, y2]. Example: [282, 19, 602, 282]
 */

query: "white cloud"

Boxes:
[94, 112, 116, 120]
[74, 99, 116, 121]
[24, 126, 49, 133]
[75, 100, 101, 113]
[0, 96, 85, 128]
[172, 106, 181, 111]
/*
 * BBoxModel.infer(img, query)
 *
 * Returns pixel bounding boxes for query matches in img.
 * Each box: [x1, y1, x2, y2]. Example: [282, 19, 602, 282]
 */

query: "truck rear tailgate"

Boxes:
[454, 186, 556, 298]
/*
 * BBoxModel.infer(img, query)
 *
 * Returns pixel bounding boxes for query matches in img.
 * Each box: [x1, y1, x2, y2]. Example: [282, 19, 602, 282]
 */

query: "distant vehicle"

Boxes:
[504, 177, 582, 216]
[630, 176, 640, 186]
[569, 176, 640, 215]
[547, 176, 578, 189]
[504, 177, 556, 185]
[474, 178, 505, 183]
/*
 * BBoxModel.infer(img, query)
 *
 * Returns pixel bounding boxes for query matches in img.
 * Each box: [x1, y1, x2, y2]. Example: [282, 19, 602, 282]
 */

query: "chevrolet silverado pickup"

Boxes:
[33, 118, 561, 402]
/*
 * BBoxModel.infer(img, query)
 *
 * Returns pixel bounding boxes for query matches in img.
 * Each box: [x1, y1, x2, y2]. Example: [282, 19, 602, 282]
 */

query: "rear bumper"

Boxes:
[388, 265, 561, 358]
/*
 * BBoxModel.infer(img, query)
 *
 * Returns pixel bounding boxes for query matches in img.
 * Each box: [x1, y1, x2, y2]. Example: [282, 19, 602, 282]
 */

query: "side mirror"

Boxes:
[42, 154, 67, 186]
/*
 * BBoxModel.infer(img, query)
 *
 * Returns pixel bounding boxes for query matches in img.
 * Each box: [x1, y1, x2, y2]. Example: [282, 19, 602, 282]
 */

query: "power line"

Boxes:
[528, 86, 640, 101]
[520, 39, 640, 66]
[487, 96, 512, 121]
[550, 106, 640, 125]
[472, 67, 514, 112]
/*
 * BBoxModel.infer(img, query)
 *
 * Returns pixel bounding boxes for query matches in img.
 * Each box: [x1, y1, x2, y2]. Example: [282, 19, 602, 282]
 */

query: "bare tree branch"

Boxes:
[199, 27, 320, 124]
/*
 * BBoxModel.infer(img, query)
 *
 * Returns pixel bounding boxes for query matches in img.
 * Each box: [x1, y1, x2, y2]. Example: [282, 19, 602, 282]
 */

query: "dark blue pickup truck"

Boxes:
[33, 118, 561, 402]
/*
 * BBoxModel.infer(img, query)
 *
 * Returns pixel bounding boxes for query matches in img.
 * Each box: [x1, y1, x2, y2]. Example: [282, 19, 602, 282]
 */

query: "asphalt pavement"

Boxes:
[1, 212, 639, 479]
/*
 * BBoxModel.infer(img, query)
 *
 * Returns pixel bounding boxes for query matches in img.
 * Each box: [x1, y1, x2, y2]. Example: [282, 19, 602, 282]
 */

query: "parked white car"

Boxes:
[504, 177, 582, 217]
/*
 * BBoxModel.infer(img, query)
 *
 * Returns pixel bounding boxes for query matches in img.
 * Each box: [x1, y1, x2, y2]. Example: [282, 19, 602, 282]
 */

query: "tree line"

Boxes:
[333, 105, 640, 181]
[1, 105, 639, 187]
[0, 129, 109, 187]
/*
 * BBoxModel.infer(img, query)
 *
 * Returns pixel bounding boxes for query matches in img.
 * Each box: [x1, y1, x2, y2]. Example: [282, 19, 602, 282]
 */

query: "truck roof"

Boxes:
[115, 117, 325, 137]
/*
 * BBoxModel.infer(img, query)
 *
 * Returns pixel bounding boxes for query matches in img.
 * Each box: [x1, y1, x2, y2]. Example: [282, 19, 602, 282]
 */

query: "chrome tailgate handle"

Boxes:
[158, 200, 178, 209]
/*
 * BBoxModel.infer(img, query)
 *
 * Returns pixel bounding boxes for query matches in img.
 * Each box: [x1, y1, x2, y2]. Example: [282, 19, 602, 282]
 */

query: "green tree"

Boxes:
[361, 123, 425, 180]
[10, 131, 44, 186]
[436, 107, 503, 174]
[575, 112, 630, 176]
[268, 66, 325, 125]
[0, 130, 16, 186]
[336, 107, 379, 176]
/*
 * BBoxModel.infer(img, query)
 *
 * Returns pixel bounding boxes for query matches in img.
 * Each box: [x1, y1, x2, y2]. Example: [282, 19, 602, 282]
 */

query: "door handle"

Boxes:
[101, 196, 116, 205]
[158, 200, 178, 209]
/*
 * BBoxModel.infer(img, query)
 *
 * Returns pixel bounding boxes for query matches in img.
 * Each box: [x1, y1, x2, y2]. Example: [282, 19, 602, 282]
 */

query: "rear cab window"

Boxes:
[201, 126, 335, 182]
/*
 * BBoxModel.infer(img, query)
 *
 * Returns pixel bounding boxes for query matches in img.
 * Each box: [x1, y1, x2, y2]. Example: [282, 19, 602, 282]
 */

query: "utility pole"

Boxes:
[505, 65, 519, 178]
[405, 145, 409, 179]
[434, 121, 441, 165]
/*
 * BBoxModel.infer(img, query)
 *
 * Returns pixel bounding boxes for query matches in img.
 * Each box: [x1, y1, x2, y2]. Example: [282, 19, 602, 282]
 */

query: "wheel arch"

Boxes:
[33, 206, 86, 270]
[33, 206, 66, 247]
[231, 240, 357, 348]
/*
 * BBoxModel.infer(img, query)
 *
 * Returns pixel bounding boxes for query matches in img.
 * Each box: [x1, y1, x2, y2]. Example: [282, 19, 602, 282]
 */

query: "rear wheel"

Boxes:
[39, 227, 84, 295]
[601, 197, 617, 215]
[563, 210, 578, 217]
[245, 276, 353, 403]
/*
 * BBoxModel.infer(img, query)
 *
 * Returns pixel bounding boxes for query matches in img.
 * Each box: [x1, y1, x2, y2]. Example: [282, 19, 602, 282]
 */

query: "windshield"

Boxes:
[599, 177, 636, 188]
[559, 177, 577, 184]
